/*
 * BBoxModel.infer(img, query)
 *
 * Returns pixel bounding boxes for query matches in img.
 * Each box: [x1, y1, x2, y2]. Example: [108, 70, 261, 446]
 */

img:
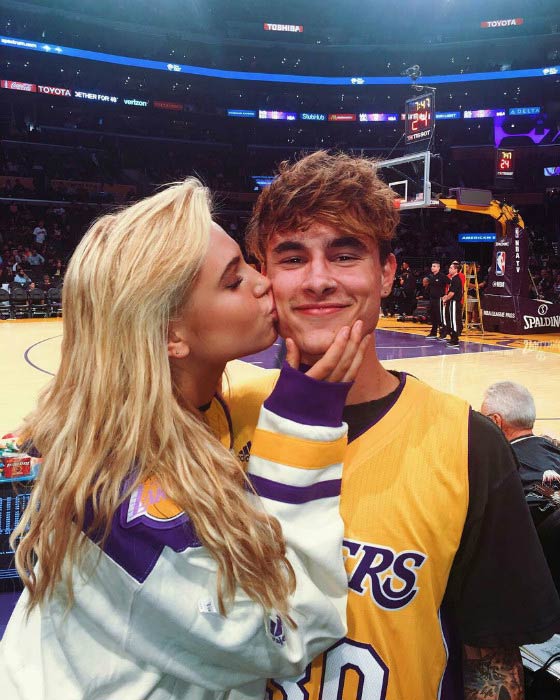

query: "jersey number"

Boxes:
[271, 639, 388, 700]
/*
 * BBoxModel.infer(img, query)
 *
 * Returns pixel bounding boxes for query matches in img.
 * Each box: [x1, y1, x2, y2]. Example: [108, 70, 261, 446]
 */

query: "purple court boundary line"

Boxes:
[22, 334, 61, 376]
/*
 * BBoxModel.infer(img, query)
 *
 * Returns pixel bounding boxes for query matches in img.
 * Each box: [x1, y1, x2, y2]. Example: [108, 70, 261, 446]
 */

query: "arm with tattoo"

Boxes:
[463, 645, 524, 700]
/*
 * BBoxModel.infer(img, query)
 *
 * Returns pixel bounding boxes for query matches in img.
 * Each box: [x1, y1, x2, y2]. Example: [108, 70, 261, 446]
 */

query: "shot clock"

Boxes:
[495, 148, 515, 179]
[404, 92, 435, 145]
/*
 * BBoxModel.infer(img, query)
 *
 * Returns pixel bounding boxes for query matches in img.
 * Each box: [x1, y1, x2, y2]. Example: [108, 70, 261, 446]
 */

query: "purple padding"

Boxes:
[0, 592, 20, 639]
[264, 363, 351, 427]
[84, 497, 201, 584]
[249, 474, 341, 504]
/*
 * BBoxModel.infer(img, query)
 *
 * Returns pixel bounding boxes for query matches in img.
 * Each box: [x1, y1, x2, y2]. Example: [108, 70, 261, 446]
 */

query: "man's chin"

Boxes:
[287, 335, 338, 367]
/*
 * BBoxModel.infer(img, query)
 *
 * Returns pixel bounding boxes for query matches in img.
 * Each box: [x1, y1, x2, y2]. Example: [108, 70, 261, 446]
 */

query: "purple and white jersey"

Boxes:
[1, 366, 349, 700]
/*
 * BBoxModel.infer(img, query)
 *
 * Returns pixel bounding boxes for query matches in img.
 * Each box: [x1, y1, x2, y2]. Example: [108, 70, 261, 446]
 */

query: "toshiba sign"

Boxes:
[481, 18, 523, 28]
[263, 23, 303, 33]
[38, 85, 72, 97]
[1, 80, 36, 92]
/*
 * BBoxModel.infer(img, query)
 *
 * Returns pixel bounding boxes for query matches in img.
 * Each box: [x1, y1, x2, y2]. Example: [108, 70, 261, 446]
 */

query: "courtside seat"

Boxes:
[9, 287, 30, 319]
[29, 288, 49, 318]
[47, 286, 63, 317]
[0, 288, 10, 320]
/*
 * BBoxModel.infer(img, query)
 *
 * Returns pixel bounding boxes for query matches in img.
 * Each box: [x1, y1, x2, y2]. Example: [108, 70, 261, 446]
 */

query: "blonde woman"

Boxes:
[0, 179, 369, 700]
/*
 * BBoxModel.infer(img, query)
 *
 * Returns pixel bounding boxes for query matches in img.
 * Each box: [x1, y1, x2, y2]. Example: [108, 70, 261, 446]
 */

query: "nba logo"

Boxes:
[496, 251, 506, 276]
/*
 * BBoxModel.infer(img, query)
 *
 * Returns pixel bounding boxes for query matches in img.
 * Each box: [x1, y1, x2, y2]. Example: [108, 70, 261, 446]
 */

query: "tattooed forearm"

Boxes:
[463, 645, 524, 700]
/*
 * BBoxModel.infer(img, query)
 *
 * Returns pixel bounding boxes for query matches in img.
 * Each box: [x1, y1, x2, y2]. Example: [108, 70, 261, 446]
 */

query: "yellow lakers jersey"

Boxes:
[206, 360, 278, 460]
[219, 361, 470, 700]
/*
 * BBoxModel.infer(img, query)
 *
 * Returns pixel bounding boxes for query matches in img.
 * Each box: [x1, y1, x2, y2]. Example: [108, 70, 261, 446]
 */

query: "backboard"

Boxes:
[376, 151, 438, 210]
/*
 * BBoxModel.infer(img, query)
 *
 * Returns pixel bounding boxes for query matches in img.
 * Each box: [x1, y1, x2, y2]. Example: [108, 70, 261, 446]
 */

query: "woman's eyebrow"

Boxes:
[218, 255, 241, 283]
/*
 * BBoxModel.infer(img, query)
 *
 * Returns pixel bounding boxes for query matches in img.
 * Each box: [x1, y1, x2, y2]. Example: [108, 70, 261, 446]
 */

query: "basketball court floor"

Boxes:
[1, 316, 559, 438]
[1, 316, 559, 635]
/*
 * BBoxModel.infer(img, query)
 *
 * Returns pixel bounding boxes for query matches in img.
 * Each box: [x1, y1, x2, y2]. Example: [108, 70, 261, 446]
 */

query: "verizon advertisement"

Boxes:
[481, 18, 523, 28]
[263, 23, 303, 33]
[482, 221, 560, 333]
[1, 80, 36, 92]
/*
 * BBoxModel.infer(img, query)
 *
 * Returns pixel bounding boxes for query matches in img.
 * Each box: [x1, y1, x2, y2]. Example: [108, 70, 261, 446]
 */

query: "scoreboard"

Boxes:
[495, 148, 515, 178]
[405, 92, 435, 145]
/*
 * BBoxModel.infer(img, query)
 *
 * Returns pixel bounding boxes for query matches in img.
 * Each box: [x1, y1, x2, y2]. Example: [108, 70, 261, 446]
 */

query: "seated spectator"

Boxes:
[554, 272, 560, 303]
[50, 258, 65, 281]
[13, 265, 31, 288]
[537, 268, 554, 300]
[417, 276, 430, 300]
[0, 267, 14, 286]
[481, 381, 560, 592]
[481, 382, 560, 501]
[40, 274, 54, 292]
[26, 249, 45, 267]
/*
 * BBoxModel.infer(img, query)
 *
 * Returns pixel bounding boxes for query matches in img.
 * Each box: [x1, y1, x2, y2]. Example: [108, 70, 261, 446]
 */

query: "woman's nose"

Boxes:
[253, 271, 272, 297]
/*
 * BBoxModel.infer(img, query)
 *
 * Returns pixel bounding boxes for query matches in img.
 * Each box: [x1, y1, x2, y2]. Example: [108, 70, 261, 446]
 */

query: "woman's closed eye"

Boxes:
[225, 276, 243, 290]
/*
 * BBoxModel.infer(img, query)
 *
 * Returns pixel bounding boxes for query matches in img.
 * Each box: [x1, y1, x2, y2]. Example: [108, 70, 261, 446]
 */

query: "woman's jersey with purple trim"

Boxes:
[1, 366, 349, 700]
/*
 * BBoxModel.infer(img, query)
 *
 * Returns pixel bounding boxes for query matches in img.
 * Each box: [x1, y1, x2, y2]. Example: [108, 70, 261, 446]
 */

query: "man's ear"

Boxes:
[380, 253, 397, 298]
[167, 323, 191, 360]
[490, 413, 503, 429]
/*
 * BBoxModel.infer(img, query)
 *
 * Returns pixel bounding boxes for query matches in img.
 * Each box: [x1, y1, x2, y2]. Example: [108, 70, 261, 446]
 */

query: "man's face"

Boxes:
[449, 265, 457, 277]
[431, 263, 440, 274]
[265, 222, 396, 365]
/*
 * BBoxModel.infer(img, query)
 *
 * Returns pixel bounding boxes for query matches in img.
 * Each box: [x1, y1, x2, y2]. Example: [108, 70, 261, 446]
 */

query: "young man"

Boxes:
[230, 151, 560, 700]
[441, 262, 463, 347]
[426, 260, 448, 338]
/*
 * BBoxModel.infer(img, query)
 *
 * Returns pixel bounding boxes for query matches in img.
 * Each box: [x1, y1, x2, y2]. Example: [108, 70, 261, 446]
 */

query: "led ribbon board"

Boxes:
[2, 35, 559, 86]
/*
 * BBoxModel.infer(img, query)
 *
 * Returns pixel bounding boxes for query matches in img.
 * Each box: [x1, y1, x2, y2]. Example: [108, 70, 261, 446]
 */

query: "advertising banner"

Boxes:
[37, 84, 71, 97]
[328, 113, 356, 122]
[263, 23, 303, 33]
[485, 221, 528, 298]
[481, 18, 523, 28]
[482, 221, 560, 333]
[0, 79, 36, 92]
[153, 100, 182, 111]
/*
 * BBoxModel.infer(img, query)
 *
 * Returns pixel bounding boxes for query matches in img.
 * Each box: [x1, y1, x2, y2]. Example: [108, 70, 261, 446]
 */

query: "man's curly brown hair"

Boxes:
[246, 150, 400, 265]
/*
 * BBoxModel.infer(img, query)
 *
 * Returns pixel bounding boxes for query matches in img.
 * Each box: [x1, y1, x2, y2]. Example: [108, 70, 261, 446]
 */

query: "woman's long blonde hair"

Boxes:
[12, 179, 295, 617]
